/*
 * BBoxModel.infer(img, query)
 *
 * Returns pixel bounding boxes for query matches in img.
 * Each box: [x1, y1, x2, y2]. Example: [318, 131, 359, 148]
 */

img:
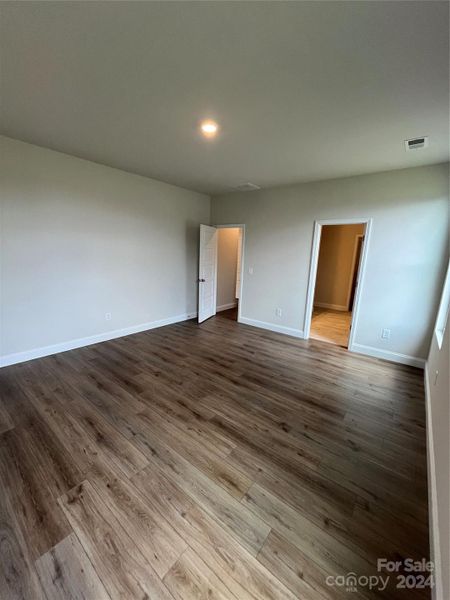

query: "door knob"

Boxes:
[198, 278, 205, 282]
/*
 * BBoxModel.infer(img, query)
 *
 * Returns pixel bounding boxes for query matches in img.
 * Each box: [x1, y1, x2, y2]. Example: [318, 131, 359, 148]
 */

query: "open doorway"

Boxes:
[216, 226, 243, 321]
[198, 224, 244, 324]
[304, 220, 370, 349]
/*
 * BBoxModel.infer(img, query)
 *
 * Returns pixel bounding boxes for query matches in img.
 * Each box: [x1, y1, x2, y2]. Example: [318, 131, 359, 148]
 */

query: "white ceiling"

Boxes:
[1, 1, 448, 195]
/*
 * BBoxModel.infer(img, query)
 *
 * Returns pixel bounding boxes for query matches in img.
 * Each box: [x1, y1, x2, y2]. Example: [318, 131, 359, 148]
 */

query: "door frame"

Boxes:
[346, 233, 365, 310]
[303, 218, 372, 352]
[214, 224, 246, 323]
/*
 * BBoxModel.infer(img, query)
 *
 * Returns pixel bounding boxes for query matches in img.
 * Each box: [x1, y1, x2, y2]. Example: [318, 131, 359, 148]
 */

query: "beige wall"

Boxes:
[211, 163, 449, 364]
[0, 136, 210, 364]
[217, 228, 239, 310]
[426, 288, 449, 600]
[314, 223, 365, 310]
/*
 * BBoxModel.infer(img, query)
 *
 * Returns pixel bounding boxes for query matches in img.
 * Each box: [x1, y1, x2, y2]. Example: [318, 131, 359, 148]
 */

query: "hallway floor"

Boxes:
[216, 306, 238, 321]
[311, 307, 352, 347]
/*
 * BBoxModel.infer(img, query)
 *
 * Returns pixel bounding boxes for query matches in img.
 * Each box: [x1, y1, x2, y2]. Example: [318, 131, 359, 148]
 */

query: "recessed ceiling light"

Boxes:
[200, 120, 219, 138]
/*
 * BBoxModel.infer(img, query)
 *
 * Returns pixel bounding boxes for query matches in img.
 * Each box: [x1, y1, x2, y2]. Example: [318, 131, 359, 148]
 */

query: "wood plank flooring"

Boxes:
[311, 308, 352, 347]
[0, 309, 430, 599]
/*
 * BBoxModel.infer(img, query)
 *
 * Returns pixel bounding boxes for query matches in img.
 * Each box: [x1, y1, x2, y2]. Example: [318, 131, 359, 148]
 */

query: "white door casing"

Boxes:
[198, 225, 218, 323]
[235, 228, 243, 300]
[303, 218, 372, 352]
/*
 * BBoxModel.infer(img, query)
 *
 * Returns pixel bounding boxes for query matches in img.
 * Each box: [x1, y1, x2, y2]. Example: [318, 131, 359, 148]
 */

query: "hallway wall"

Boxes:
[314, 223, 365, 310]
[217, 228, 239, 310]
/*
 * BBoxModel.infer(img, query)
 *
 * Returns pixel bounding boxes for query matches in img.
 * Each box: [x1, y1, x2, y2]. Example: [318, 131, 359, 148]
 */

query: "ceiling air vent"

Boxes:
[234, 182, 260, 192]
[405, 136, 429, 151]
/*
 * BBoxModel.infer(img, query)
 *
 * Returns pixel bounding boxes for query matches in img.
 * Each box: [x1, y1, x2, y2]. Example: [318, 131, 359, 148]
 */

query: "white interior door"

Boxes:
[198, 225, 218, 323]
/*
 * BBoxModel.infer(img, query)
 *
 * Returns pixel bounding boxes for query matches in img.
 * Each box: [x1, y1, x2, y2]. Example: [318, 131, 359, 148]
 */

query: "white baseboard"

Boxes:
[314, 302, 348, 311]
[0, 312, 197, 368]
[424, 366, 443, 600]
[239, 316, 304, 339]
[350, 342, 425, 368]
[216, 302, 237, 312]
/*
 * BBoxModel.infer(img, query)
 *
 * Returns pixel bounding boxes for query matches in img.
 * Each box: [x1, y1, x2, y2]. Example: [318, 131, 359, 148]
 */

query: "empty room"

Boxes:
[0, 2, 449, 600]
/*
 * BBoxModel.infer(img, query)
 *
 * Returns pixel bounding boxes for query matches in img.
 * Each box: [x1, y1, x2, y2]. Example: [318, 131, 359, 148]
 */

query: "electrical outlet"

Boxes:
[276, 307, 282, 317]
[105, 312, 112, 321]
[381, 328, 391, 340]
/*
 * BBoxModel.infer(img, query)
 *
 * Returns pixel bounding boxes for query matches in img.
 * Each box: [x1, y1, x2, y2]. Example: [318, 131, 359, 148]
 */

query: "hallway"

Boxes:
[310, 308, 352, 347]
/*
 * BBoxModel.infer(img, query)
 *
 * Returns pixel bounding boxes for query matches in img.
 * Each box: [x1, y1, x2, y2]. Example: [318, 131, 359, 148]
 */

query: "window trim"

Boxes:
[435, 260, 450, 350]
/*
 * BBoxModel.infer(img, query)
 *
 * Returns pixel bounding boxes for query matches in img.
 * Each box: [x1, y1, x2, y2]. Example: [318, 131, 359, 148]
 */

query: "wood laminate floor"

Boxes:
[0, 310, 430, 599]
[311, 308, 353, 347]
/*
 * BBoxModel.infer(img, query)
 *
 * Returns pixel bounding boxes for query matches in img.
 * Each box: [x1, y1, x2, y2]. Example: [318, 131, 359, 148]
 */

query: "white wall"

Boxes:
[1, 138, 448, 369]
[426, 299, 449, 600]
[211, 164, 449, 364]
[216, 228, 239, 310]
[0, 136, 210, 364]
